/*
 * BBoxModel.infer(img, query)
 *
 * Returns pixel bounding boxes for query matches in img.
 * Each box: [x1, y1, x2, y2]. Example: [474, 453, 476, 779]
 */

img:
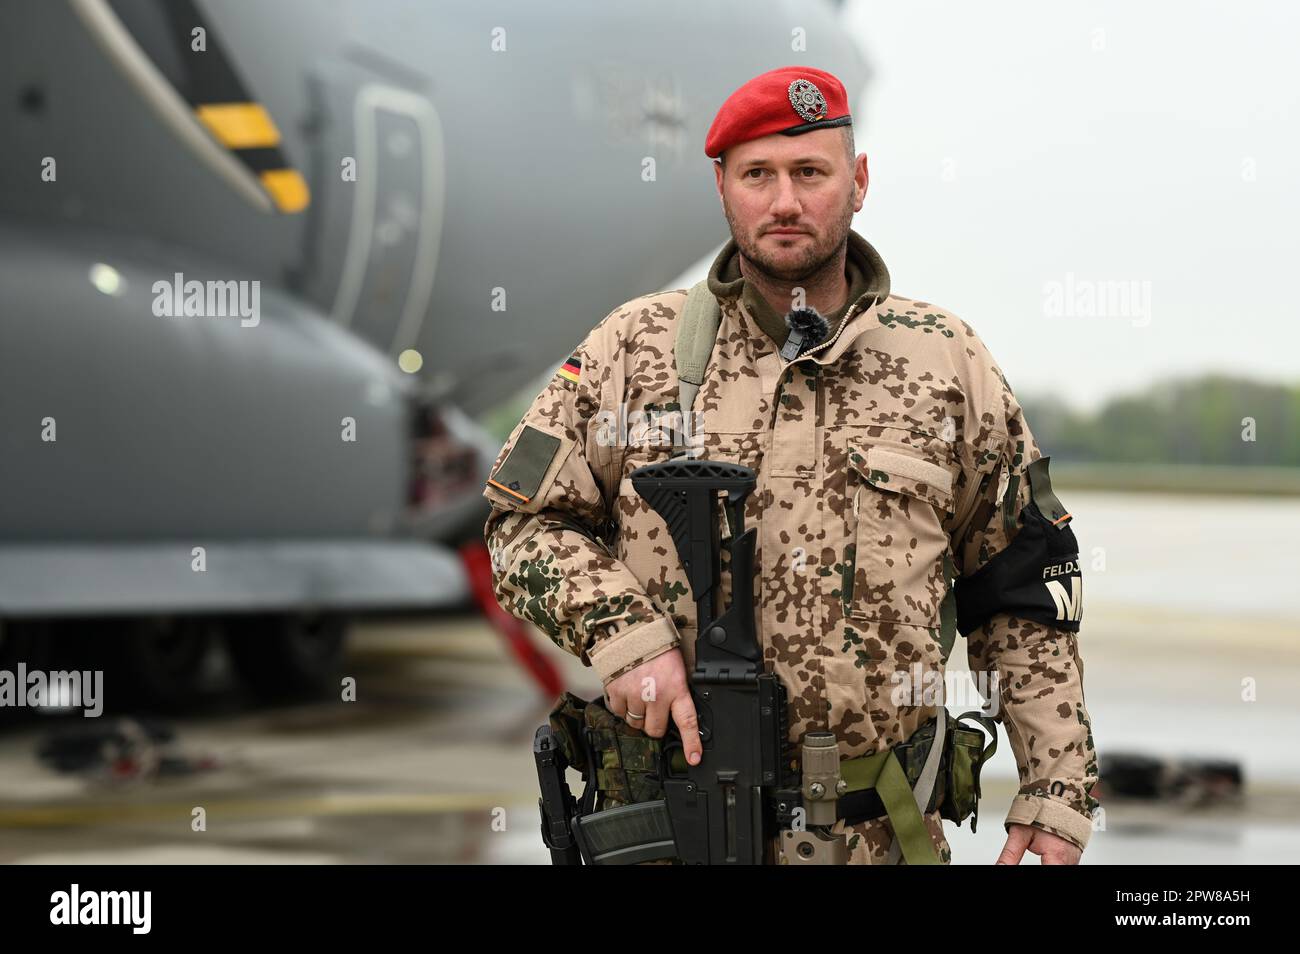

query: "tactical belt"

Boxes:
[836, 760, 942, 826]
[836, 718, 947, 865]
[835, 722, 948, 825]
[588, 746, 942, 825]
[569, 735, 942, 866]
[572, 714, 966, 866]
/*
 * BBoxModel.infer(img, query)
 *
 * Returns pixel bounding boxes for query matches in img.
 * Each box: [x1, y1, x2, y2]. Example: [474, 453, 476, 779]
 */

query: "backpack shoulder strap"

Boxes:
[672, 281, 721, 454]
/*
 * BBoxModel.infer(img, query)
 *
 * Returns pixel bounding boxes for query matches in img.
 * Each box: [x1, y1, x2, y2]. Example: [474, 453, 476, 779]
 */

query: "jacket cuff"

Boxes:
[588, 616, 680, 685]
[1004, 793, 1094, 851]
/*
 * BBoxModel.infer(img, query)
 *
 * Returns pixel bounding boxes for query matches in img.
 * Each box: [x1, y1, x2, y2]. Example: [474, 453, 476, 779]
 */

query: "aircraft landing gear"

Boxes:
[225, 613, 349, 702]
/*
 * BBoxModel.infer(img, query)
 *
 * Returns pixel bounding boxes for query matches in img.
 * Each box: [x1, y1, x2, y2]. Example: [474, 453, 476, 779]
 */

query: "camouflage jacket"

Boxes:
[483, 233, 1100, 851]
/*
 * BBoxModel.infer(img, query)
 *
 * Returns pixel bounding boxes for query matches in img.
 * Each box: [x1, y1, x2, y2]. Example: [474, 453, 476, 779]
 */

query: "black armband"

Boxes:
[954, 456, 1082, 637]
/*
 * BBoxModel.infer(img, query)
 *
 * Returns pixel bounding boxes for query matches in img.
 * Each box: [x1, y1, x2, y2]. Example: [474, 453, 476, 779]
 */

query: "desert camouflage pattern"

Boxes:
[484, 236, 1100, 857]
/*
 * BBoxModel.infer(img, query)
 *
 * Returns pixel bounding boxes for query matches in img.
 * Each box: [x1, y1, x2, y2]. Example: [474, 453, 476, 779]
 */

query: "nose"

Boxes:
[769, 172, 802, 220]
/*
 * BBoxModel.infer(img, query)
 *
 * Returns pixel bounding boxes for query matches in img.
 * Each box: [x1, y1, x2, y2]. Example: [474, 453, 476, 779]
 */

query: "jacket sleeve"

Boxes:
[949, 375, 1100, 852]
[482, 328, 681, 685]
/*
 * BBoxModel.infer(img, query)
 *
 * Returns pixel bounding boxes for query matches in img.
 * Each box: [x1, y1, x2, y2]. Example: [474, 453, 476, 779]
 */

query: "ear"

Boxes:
[853, 153, 869, 212]
[713, 159, 724, 202]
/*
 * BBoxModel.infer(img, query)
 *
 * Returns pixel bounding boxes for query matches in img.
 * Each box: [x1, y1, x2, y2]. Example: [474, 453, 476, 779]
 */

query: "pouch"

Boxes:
[942, 710, 999, 831]
[547, 692, 666, 810]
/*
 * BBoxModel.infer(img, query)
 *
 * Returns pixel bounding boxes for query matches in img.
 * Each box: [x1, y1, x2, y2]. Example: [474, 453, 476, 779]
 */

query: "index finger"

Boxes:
[670, 692, 702, 766]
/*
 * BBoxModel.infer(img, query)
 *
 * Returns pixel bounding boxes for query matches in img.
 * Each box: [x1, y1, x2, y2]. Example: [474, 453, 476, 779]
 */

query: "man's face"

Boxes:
[714, 127, 868, 283]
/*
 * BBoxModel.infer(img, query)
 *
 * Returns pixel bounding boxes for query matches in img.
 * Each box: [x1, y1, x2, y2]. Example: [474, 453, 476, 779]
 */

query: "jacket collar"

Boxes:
[706, 228, 892, 367]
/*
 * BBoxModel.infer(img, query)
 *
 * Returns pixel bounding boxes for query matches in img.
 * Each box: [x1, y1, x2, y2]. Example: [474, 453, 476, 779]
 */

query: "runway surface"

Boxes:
[0, 597, 1294, 864]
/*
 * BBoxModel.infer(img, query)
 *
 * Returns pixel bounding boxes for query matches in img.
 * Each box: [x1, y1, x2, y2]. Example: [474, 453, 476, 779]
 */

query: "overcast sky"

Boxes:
[678, 0, 1299, 412]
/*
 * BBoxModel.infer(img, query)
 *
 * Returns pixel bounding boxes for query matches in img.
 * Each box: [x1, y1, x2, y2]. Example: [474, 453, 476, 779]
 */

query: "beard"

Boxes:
[723, 187, 856, 284]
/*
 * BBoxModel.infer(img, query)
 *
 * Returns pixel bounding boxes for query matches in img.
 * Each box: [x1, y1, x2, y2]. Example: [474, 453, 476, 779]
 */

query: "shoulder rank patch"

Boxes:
[557, 352, 581, 384]
[487, 425, 561, 504]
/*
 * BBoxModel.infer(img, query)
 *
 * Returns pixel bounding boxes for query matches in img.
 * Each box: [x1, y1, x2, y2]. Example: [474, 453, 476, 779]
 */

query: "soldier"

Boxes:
[485, 65, 1098, 865]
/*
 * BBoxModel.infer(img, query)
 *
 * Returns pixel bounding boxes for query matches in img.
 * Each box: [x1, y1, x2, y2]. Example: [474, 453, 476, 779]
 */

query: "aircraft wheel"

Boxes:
[225, 613, 349, 701]
[114, 617, 218, 711]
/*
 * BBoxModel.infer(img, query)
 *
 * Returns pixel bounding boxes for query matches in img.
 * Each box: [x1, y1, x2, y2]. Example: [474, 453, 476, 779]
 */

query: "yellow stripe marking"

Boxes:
[195, 102, 282, 149]
[259, 168, 311, 213]
[557, 367, 580, 383]
[487, 478, 530, 503]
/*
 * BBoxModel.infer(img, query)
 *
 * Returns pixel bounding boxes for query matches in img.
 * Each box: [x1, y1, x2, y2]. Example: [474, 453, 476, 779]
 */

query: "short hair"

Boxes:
[719, 124, 855, 170]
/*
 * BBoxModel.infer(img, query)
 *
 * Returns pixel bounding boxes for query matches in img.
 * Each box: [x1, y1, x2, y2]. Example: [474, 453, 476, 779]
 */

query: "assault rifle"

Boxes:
[536, 458, 852, 864]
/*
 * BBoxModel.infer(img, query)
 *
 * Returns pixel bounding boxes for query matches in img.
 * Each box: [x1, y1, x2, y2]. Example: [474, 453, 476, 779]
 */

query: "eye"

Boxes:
[745, 168, 766, 179]
[799, 167, 820, 177]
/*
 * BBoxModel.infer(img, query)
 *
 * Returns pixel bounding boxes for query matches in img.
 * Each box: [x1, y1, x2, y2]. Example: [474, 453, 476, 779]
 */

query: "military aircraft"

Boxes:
[0, 0, 869, 706]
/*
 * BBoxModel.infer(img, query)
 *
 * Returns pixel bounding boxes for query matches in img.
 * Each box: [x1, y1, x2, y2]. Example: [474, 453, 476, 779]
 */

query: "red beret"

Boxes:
[705, 66, 852, 160]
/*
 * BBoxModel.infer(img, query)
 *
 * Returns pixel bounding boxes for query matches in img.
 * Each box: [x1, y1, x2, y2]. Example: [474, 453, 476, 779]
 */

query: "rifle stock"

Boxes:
[629, 458, 793, 864]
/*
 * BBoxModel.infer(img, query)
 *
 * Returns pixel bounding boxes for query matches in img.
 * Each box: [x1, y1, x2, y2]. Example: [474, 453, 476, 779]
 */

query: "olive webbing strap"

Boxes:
[840, 745, 943, 866]
[670, 280, 721, 456]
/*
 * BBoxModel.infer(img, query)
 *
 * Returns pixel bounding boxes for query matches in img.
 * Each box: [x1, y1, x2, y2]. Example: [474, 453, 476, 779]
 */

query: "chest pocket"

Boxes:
[843, 434, 957, 628]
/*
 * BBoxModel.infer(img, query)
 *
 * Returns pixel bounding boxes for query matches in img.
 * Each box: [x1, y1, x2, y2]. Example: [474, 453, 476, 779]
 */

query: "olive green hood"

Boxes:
[706, 228, 891, 347]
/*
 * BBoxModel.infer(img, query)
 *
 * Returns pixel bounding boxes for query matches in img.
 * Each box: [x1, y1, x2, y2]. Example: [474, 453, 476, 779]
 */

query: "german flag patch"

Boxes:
[557, 353, 581, 384]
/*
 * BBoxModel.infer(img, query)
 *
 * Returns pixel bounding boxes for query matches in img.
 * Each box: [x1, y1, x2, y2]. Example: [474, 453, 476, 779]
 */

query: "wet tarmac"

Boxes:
[0, 602, 1295, 864]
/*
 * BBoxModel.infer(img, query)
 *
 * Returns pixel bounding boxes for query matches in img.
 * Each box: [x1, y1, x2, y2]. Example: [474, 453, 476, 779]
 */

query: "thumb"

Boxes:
[995, 825, 1033, 865]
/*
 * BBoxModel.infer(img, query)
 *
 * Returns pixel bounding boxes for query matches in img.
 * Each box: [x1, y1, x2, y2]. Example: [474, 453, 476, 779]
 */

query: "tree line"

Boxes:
[1021, 374, 1300, 466]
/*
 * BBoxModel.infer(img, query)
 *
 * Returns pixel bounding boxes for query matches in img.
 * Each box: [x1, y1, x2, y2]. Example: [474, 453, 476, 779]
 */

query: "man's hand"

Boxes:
[996, 823, 1082, 865]
[604, 649, 702, 766]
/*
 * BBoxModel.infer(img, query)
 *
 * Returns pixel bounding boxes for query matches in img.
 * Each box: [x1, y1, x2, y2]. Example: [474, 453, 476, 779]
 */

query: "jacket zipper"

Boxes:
[778, 297, 874, 374]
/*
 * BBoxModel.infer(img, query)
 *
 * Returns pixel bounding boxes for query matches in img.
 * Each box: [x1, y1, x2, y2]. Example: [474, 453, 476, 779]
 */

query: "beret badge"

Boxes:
[787, 79, 828, 123]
